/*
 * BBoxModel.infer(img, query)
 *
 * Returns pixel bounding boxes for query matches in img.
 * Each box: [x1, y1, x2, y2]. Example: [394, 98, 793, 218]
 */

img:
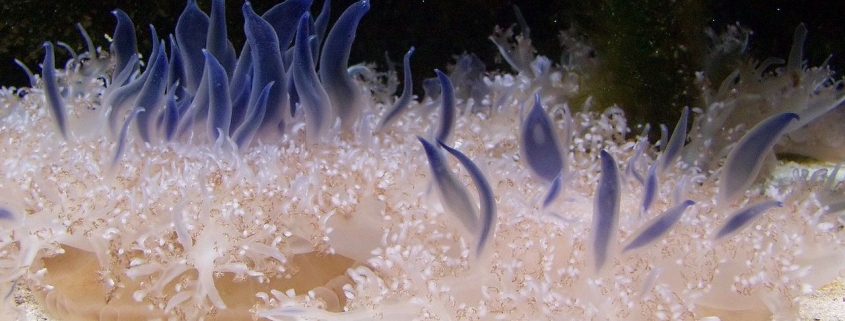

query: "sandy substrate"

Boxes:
[798, 279, 845, 321]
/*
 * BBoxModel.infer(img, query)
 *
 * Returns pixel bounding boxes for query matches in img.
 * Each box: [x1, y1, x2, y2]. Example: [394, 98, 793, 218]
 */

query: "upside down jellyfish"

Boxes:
[1, 1, 845, 320]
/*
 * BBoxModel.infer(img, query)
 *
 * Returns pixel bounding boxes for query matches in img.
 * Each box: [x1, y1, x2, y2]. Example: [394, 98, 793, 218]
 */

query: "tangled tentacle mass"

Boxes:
[1, 1, 845, 320]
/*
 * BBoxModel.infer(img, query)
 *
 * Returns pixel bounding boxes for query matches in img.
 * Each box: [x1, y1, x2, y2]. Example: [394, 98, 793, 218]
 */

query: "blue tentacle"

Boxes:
[202, 50, 232, 143]
[434, 69, 455, 143]
[175, 0, 210, 94]
[418, 137, 479, 236]
[624, 200, 694, 252]
[243, 1, 288, 136]
[439, 140, 497, 257]
[292, 13, 332, 143]
[593, 150, 621, 272]
[318, 0, 370, 130]
[720, 113, 799, 204]
[41, 42, 68, 139]
[207, 0, 237, 77]
[110, 9, 138, 86]
[714, 200, 783, 240]
[380, 47, 415, 130]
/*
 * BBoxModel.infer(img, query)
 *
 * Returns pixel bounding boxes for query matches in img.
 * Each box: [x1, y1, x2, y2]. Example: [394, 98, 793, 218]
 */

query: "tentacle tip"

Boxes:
[0, 208, 13, 221]
[358, 0, 370, 10]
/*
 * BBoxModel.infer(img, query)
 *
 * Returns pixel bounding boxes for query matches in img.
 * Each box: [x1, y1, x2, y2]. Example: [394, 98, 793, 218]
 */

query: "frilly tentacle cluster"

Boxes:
[0, 2, 844, 321]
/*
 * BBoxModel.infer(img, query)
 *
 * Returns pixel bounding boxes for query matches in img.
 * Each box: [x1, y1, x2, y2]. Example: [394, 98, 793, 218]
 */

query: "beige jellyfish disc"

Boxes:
[34, 246, 356, 321]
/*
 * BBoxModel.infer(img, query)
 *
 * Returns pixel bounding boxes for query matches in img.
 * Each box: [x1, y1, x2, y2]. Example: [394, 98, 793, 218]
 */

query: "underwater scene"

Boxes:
[1, 0, 845, 320]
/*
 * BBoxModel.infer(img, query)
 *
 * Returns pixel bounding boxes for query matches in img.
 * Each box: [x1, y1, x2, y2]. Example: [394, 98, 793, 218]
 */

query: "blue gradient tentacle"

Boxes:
[380, 47, 415, 130]
[318, 0, 370, 130]
[292, 13, 332, 143]
[243, 1, 288, 136]
[41, 42, 68, 139]
[175, 0, 210, 94]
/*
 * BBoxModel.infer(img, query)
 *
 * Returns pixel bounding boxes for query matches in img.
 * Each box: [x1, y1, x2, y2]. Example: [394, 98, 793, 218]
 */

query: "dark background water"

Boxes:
[0, 0, 842, 126]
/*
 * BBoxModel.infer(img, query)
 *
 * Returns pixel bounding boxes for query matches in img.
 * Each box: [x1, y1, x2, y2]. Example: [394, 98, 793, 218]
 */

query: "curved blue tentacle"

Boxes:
[106, 64, 147, 134]
[715, 200, 783, 240]
[418, 137, 479, 235]
[175, 0, 210, 94]
[623, 200, 694, 252]
[719, 113, 799, 204]
[659, 106, 688, 173]
[262, 0, 312, 51]
[438, 140, 497, 257]
[157, 75, 183, 130]
[379, 47, 415, 130]
[318, 0, 370, 130]
[229, 44, 252, 99]
[625, 126, 650, 185]
[202, 50, 232, 142]
[308, 30, 321, 66]
[593, 150, 621, 272]
[658, 124, 669, 155]
[293, 13, 332, 143]
[243, 1, 288, 136]
[104, 25, 162, 133]
[163, 93, 180, 142]
[229, 67, 253, 133]
[542, 175, 562, 208]
[170, 91, 196, 141]
[111, 107, 144, 168]
[233, 82, 273, 149]
[434, 69, 455, 143]
[167, 35, 188, 102]
[110, 9, 138, 86]
[207, 0, 237, 77]
[134, 40, 169, 142]
[14, 59, 36, 88]
[642, 162, 658, 213]
[313, 0, 332, 46]
[110, 53, 140, 91]
[75, 23, 96, 59]
[41, 42, 68, 139]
